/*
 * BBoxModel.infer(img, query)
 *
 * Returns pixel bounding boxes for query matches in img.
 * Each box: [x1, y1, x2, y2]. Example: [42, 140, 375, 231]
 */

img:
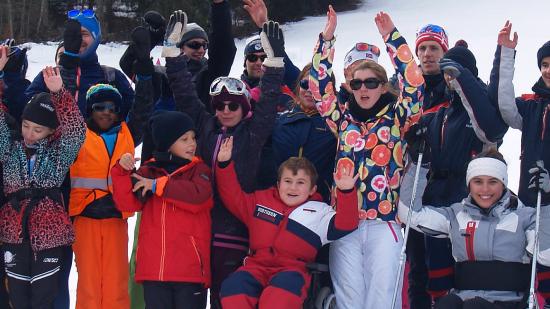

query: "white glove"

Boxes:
[161, 10, 187, 58]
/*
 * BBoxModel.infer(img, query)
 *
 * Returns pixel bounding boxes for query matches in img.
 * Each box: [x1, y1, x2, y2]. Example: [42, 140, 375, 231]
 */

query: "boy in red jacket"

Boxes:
[216, 136, 359, 309]
[111, 111, 213, 309]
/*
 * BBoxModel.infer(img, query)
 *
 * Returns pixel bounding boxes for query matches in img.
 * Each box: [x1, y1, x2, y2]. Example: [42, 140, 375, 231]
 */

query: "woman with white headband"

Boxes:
[398, 150, 550, 309]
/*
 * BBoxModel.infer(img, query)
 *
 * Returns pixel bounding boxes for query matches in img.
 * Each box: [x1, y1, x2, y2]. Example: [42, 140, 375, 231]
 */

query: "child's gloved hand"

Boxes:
[119, 153, 139, 171]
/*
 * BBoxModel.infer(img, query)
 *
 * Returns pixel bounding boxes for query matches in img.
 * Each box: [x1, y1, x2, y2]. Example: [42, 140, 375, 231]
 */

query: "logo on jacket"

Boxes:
[254, 205, 283, 225]
[4, 251, 15, 265]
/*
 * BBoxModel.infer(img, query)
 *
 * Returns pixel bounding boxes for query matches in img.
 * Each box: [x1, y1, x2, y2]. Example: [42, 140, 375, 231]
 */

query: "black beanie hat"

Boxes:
[176, 23, 208, 48]
[22, 93, 59, 129]
[537, 41, 550, 69]
[444, 46, 479, 77]
[150, 111, 195, 152]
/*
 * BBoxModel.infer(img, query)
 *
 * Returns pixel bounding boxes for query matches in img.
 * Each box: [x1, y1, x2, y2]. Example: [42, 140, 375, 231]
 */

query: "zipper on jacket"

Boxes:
[190, 236, 205, 277]
[464, 221, 477, 261]
[440, 114, 448, 148]
[159, 199, 167, 280]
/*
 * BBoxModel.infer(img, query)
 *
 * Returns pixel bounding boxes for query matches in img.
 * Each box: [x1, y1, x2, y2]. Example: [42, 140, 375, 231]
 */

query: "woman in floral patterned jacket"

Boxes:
[309, 8, 424, 309]
[0, 46, 86, 309]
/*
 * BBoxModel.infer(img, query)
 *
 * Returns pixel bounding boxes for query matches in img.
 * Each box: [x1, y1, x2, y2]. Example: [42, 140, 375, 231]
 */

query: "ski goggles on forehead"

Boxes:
[91, 102, 119, 113]
[417, 24, 446, 36]
[349, 78, 383, 90]
[354, 42, 379, 54]
[209, 77, 249, 97]
[68, 9, 95, 19]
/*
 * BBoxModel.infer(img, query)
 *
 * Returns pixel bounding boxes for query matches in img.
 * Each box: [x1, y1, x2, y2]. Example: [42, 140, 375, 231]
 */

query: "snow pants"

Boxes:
[426, 235, 455, 298]
[220, 259, 309, 309]
[142, 281, 207, 309]
[329, 220, 403, 309]
[435, 294, 525, 309]
[407, 229, 431, 309]
[3, 242, 63, 309]
[73, 216, 130, 309]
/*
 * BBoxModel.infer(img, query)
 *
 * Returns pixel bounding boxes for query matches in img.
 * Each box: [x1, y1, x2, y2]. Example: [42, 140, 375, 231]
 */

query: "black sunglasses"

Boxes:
[349, 78, 383, 90]
[246, 54, 267, 63]
[213, 101, 240, 112]
[91, 102, 118, 113]
[299, 79, 309, 90]
[185, 41, 208, 50]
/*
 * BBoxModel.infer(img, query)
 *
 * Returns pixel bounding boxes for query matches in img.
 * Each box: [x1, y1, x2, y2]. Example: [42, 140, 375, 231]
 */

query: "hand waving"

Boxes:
[497, 20, 518, 49]
[334, 166, 359, 191]
[243, 0, 268, 28]
[322, 5, 337, 41]
[119, 153, 139, 171]
[161, 10, 188, 58]
[217, 136, 233, 162]
[374, 11, 396, 37]
[42, 66, 63, 93]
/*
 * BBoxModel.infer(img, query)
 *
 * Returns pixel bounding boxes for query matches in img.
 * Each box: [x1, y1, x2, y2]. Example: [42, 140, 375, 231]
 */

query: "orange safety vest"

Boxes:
[69, 122, 134, 218]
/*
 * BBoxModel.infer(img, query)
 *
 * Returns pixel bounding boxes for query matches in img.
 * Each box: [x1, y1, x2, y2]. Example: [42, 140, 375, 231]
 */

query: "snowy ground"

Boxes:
[19, 0, 550, 307]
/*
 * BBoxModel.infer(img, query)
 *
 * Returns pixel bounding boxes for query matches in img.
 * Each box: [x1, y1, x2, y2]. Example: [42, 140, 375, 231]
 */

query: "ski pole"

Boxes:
[391, 141, 425, 309]
[528, 160, 544, 309]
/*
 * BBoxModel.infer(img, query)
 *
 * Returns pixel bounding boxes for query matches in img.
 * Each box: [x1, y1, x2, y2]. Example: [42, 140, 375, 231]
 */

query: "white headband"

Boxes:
[466, 157, 508, 186]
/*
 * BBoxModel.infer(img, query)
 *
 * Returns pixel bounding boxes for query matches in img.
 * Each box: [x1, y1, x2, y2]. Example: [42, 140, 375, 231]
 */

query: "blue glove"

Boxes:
[439, 58, 464, 79]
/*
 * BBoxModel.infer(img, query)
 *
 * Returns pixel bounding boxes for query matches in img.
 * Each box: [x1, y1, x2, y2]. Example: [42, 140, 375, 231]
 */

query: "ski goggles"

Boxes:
[416, 24, 447, 37]
[213, 101, 241, 112]
[91, 102, 119, 113]
[68, 9, 95, 19]
[245, 54, 267, 63]
[349, 78, 383, 90]
[299, 79, 309, 90]
[185, 41, 208, 50]
[209, 77, 250, 98]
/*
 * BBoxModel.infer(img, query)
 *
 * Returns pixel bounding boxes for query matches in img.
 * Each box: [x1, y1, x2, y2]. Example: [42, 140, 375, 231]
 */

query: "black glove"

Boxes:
[439, 58, 464, 79]
[404, 123, 430, 164]
[143, 10, 166, 50]
[131, 27, 154, 75]
[529, 160, 550, 193]
[4, 47, 28, 74]
[262, 21, 285, 57]
[63, 19, 83, 55]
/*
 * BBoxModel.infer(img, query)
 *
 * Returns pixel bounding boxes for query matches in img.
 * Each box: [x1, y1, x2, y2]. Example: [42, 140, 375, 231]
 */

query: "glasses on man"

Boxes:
[246, 54, 267, 63]
[349, 78, 383, 90]
[185, 41, 208, 50]
[68, 9, 95, 19]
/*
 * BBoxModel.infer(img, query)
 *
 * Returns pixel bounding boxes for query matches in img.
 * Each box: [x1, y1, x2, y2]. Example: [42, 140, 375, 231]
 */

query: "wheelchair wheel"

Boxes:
[315, 287, 336, 309]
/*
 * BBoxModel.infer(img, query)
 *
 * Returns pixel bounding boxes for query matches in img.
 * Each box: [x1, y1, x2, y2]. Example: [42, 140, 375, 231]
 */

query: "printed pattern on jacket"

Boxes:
[0, 88, 86, 251]
[309, 28, 424, 221]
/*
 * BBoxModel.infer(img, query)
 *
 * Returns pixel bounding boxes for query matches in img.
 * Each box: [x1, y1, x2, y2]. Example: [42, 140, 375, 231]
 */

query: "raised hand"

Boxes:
[143, 10, 166, 49]
[119, 153, 139, 171]
[42, 66, 63, 93]
[439, 58, 464, 80]
[260, 21, 285, 67]
[64, 19, 83, 55]
[131, 26, 154, 75]
[322, 5, 337, 41]
[497, 20, 518, 49]
[334, 166, 359, 191]
[217, 136, 233, 162]
[243, 0, 268, 28]
[374, 11, 396, 37]
[131, 174, 154, 197]
[161, 10, 188, 58]
[529, 161, 550, 193]
[0, 46, 8, 71]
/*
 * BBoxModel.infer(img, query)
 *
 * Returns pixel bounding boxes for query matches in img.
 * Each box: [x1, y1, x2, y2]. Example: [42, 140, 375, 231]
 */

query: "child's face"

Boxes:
[541, 56, 550, 88]
[277, 168, 317, 207]
[21, 119, 54, 146]
[169, 131, 197, 160]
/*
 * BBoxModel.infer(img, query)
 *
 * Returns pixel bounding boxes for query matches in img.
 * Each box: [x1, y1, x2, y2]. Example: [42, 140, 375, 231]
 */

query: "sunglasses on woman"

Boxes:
[213, 101, 240, 112]
[185, 41, 208, 50]
[246, 54, 267, 63]
[349, 78, 383, 90]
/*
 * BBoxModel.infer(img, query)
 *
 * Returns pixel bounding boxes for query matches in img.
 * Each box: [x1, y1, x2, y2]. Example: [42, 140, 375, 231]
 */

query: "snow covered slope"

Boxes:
[20, 0, 550, 307]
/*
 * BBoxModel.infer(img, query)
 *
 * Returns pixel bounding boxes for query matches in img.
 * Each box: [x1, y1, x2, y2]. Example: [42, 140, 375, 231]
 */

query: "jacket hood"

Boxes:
[533, 77, 550, 98]
[462, 190, 521, 217]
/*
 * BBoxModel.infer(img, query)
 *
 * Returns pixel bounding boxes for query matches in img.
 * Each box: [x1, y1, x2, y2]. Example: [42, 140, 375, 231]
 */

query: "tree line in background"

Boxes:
[0, 0, 360, 43]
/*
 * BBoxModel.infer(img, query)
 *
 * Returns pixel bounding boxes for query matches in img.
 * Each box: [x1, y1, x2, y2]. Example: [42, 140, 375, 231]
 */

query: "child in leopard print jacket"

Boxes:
[0, 46, 86, 308]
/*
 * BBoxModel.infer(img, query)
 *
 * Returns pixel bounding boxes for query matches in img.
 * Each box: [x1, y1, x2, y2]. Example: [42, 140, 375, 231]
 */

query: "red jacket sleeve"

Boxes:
[334, 188, 359, 231]
[154, 162, 213, 213]
[111, 162, 144, 212]
[215, 161, 257, 226]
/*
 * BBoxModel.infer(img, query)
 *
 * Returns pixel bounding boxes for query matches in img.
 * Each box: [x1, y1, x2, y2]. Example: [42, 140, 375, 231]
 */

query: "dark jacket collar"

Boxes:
[348, 92, 396, 122]
[533, 77, 550, 99]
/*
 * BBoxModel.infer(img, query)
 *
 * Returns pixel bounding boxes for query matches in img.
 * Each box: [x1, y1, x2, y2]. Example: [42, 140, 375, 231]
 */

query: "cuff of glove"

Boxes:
[161, 46, 181, 58]
[59, 53, 80, 69]
[262, 57, 284, 68]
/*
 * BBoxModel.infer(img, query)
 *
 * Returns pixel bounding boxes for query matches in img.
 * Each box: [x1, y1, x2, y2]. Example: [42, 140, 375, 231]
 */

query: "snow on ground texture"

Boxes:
[20, 0, 550, 307]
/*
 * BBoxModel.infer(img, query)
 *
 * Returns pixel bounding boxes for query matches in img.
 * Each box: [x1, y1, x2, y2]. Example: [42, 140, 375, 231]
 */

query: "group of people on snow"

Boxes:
[0, 0, 550, 309]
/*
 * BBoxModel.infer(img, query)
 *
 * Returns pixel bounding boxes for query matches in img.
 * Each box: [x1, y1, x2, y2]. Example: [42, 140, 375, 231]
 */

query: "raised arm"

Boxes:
[0, 46, 13, 162]
[488, 21, 524, 130]
[375, 12, 424, 128]
[206, 0, 237, 81]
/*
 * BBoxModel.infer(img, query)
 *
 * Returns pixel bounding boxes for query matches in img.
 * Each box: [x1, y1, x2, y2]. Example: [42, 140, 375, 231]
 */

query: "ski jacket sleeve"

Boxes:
[327, 188, 359, 241]
[49, 88, 86, 163]
[0, 78, 14, 163]
[166, 56, 212, 135]
[153, 161, 213, 213]
[449, 69, 508, 144]
[205, 1, 236, 84]
[398, 162, 452, 238]
[282, 50, 301, 89]
[2, 71, 30, 121]
[535, 206, 550, 267]
[114, 69, 135, 119]
[384, 28, 424, 129]
[126, 76, 154, 145]
[247, 66, 284, 151]
[215, 161, 256, 226]
[111, 162, 145, 212]
[309, 34, 341, 133]
[488, 45, 525, 130]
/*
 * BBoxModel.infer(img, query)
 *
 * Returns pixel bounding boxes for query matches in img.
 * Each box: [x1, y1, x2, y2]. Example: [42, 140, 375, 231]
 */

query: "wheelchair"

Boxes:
[303, 244, 336, 309]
